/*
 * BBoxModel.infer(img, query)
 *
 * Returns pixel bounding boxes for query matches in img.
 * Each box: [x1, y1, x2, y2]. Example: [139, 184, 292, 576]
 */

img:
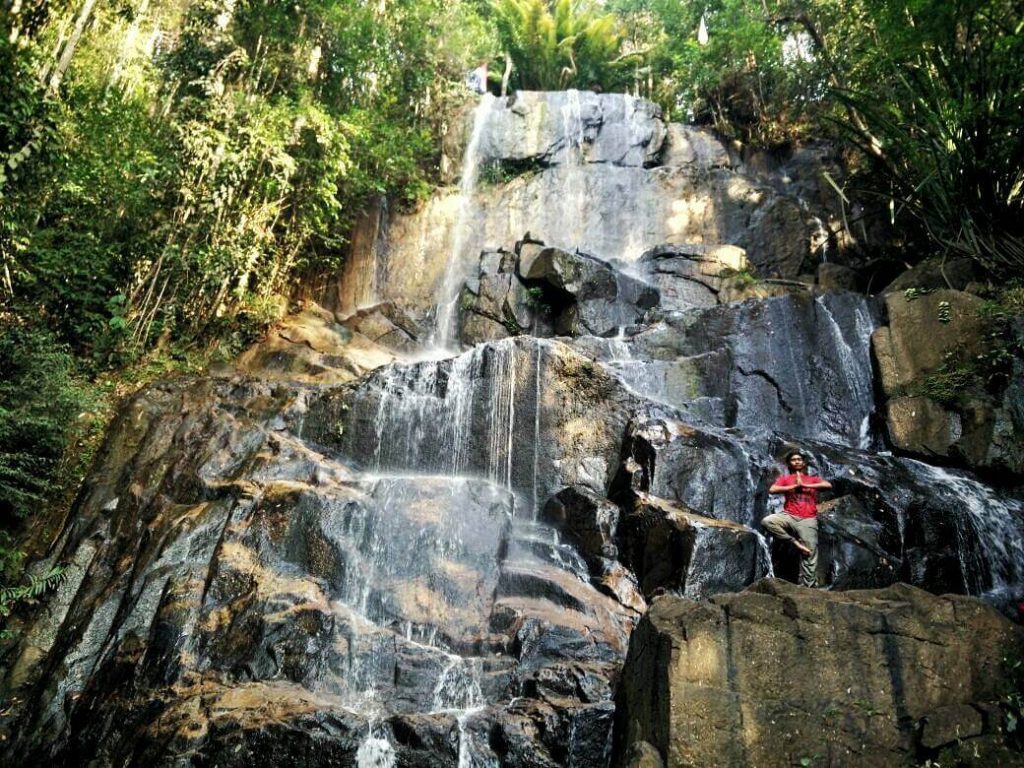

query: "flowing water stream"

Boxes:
[432, 93, 496, 351]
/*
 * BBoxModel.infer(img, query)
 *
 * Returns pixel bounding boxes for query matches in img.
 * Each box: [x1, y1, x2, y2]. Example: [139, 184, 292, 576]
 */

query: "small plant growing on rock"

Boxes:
[523, 286, 551, 315]
[903, 287, 934, 301]
[721, 268, 758, 287]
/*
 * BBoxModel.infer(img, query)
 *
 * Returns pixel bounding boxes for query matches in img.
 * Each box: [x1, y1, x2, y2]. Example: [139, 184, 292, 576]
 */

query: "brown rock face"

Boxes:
[615, 580, 1024, 768]
[871, 289, 1024, 477]
[885, 395, 962, 457]
[872, 289, 985, 397]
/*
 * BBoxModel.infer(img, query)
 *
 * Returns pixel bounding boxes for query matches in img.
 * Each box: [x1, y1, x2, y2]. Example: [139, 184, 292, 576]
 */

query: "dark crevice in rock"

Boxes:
[736, 365, 795, 414]
[879, 614, 916, 743]
[722, 603, 751, 767]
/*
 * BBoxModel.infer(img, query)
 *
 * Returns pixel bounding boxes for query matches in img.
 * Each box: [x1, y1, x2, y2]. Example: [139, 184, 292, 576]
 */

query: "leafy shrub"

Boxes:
[0, 319, 92, 521]
[0, 318, 90, 632]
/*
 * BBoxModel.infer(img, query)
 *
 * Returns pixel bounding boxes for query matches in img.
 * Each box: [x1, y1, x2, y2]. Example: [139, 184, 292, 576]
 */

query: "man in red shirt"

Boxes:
[763, 449, 832, 588]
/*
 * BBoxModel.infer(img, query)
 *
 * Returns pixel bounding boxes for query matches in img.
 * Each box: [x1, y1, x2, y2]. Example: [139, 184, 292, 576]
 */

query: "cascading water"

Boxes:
[813, 294, 878, 448]
[432, 93, 496, 351]
[905, 461, 1024, 600]
[365, 339, 527, 487]
[356, 735, 396, 768]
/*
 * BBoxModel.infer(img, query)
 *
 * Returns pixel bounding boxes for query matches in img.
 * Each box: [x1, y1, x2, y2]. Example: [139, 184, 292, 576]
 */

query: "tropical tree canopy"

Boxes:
[490, 0, 631, 91]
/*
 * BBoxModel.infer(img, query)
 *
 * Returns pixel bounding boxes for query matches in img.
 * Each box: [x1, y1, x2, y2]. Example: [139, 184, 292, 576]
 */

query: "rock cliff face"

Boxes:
[3, 91, 1023, 767]
[333, 91, 824, 327]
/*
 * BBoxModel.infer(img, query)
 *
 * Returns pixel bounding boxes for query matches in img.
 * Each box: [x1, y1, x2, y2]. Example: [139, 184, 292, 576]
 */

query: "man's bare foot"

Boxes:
[793, 541, 812, 557]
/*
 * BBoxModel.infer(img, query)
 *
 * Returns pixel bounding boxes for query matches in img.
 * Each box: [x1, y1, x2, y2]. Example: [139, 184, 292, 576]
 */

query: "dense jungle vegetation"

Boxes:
[0, 0, 1022, 624]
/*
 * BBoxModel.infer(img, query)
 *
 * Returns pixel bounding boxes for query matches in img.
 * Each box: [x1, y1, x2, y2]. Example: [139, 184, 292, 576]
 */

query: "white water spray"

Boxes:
[432, 94, 496, 351]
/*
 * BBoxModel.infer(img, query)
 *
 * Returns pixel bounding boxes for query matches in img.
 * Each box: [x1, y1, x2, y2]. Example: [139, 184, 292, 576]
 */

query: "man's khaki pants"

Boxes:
[762, 512, 818, 587]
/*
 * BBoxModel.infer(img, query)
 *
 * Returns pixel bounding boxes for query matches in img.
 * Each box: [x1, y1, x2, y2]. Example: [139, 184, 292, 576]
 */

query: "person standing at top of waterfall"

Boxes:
[762, 450, 832, 588]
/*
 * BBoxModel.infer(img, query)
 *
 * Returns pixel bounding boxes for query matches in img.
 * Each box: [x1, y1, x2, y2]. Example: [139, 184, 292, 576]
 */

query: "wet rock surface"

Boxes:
[337, 92, 827, 317]
[615, 579, 1024, 768]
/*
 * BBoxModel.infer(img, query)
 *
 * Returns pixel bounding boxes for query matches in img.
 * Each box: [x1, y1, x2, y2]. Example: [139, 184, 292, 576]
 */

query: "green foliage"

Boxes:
[0, 319, 93, 521]
[0, 319, 89, 634]
[523, 285, 550, 314]
[2, 0, 491, 368]
[610, 0, 819, 139]
[720, 267, 758, 287]
[0, 564, 66, 637]
[491, 0, 630, 91]
[903, 287, 934, 302]
[831, 1, 1024, 278]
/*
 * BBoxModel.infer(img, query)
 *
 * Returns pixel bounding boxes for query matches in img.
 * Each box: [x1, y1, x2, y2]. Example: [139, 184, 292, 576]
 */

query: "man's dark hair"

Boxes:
[784, 449, 805, 463]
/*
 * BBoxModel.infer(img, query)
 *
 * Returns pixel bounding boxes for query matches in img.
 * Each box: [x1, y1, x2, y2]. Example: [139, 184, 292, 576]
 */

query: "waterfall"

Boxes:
[432, 93, 496, 351]
[558, 89, 587, 250]
[356, 338, 542, 504]
[813, 294, 878, 448]
[905, 461, 1024, 599]
[356, 734, 397, 768]
[432, 654, 484, 711]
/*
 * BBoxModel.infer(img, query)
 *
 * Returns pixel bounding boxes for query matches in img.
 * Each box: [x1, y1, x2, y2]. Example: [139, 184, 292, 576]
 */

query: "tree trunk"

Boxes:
[47, 0, 99, 96]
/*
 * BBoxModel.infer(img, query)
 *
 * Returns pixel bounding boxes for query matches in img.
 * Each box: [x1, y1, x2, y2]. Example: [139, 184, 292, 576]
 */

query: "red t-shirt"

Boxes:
[777, 474, 821, 518]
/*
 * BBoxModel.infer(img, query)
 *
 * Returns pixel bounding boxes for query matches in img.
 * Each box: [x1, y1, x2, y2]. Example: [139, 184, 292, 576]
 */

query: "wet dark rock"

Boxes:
[518, 245, 659, 337]
[620, 493, 766, 599]
[738, 196, 811, 278]
[816, 495, 900, 589]
[582, 292, 881, 447]
[304, 337, 641, 504]
[0, 368, 636, 766]
[542, 486, 622, 562]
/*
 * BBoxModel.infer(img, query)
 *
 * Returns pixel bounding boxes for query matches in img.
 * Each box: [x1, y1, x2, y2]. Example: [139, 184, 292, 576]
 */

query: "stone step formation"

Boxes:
[2, 91, 1022, 767]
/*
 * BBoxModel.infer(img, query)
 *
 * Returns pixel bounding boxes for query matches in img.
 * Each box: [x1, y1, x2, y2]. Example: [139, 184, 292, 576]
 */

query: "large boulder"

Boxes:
[615, 580, 1024, 768]
[459, 248, 539, 344]
[235, 303, 395, 383]
[518, 245, 659, 337]
[339, 301, 422, 353]
[885, 395, 962, 457]
[637, 243, 749, 311]
[872, 289, 986, 396]
[882, 256, 978, 294]
[872, 289, 1024, 476]
[619, 493, 767, 600]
